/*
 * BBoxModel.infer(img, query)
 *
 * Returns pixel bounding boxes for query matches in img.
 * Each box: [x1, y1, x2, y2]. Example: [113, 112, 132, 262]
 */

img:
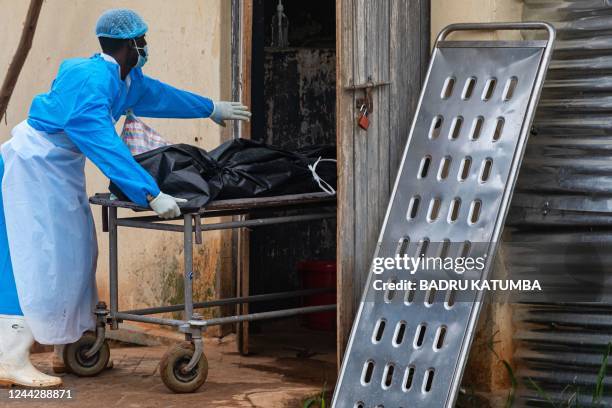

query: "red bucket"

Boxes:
[298, 260, 336, 331]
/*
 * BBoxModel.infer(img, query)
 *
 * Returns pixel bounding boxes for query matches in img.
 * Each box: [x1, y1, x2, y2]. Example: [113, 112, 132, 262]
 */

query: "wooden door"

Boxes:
[336, 0, 430, 361]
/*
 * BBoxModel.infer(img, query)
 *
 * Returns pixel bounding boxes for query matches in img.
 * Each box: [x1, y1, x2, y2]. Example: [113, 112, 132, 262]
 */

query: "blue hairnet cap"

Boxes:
[96, 9, 148, 39]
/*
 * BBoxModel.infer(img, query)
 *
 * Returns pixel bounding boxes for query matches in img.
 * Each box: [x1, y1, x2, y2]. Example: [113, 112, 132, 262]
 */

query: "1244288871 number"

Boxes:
[8, 389, 73, 399]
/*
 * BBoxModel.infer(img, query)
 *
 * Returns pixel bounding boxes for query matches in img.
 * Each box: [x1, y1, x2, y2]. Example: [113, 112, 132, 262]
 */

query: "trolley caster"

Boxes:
[160, 341, 208, 393]
[63, 332, 111, 377]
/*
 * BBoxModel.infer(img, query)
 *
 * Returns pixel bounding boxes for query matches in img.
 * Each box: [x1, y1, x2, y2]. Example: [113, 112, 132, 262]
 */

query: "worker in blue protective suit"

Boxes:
[0, 9, 251, 388]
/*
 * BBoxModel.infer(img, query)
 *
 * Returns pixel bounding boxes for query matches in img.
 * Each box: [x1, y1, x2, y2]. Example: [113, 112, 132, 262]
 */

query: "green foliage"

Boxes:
[303, 382, 327, 408]
[593, 342, 611, 405]
[501, 359, 517, 408]
[525, 342, 611, 408]
[486, 330, 516, 408]
[527, 377, 558, 407]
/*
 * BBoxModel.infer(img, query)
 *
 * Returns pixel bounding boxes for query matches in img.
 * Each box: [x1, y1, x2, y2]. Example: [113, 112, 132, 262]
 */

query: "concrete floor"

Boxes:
[1, 324, 336, 408]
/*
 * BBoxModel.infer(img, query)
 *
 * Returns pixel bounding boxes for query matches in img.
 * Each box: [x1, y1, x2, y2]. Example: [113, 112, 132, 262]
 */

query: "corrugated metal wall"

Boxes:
[510, 1, 612, 405]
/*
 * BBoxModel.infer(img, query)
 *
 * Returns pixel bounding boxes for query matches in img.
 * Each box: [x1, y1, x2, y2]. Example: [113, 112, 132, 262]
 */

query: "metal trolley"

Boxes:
[60, 192, 336, 393]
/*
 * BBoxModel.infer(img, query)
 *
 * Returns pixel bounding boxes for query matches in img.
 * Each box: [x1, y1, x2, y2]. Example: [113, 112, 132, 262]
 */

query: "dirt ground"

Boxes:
[0, 324, 337, 408]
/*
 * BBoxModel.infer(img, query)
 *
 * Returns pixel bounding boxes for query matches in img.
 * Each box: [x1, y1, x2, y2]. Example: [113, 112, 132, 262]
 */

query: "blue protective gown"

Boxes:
[28, 53, 214, 206]
[0, 53, 214, 324]
[0, 159, 21, 316]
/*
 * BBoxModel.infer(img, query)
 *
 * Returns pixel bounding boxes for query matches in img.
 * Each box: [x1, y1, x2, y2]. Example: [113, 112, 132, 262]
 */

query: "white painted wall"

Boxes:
[0, 0, 232, 312]
[432, 0, 523, 42]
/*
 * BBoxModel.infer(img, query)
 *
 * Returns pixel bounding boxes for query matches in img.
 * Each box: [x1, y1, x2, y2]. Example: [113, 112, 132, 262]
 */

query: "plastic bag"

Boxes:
[209, 139, 336, 200]
[109, 139, 337, 210]
[120, 111, 170, 155]
[111, 144, 222, 210]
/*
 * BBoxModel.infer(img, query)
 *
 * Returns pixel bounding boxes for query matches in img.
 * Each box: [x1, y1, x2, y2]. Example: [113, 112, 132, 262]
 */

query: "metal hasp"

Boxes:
[332, 22, 555, 408]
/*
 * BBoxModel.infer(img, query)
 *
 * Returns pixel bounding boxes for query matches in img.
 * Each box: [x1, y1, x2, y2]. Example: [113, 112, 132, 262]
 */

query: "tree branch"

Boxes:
[0, 0, 44, 122]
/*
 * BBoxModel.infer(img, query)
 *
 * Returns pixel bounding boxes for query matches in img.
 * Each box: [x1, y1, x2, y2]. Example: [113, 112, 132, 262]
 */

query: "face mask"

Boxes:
[132, 39, 148, 68]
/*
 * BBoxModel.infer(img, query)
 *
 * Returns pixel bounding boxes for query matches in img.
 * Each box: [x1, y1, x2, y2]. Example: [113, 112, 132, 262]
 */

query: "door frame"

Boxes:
[231, 0, 430, 365]
[335, 0, 431, 364]
[231, 0, 253, 355]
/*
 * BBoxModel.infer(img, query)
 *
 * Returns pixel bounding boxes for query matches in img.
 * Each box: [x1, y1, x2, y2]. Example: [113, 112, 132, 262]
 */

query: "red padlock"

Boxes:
[358, 105, 370, 130]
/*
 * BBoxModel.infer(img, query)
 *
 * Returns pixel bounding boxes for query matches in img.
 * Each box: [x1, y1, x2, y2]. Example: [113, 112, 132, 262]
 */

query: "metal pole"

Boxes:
[183, 214, 194, 321]
[116, 219, 183, 232]
[231, 0, 242, 141]
[114, 312, 184, 327]
[116, 213, 335, 232]
[114, 305, 335, 329]
[200, 304, 337, 327]
[122, 287, 335, 315]
[230, 0, 243, 347]
[199, 213, 335, 231]
[108, 206, 119, 329]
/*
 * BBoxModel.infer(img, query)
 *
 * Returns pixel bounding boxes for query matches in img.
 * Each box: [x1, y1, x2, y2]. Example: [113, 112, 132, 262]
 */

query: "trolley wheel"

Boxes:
[159, 341, 208, 393]
[63, 333, 111, 377]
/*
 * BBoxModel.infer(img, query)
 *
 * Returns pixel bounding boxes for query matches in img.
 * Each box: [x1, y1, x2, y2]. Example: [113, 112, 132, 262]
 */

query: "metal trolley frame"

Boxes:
[73, 192, 336, 392]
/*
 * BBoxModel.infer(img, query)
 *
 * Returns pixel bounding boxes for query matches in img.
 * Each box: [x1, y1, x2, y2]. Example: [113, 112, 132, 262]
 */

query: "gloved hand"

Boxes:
[210, 101, 251, 127]
[149, 192, 187, 219]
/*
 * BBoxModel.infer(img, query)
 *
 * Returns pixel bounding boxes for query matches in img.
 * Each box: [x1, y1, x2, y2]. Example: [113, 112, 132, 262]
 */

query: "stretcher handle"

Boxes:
[437, 21, 555, 44]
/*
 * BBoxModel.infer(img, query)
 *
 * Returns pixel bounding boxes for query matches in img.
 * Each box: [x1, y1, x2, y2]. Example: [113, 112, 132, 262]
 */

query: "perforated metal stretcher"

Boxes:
[62, 192, 336, 393]
[332, 23, 555, 408]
